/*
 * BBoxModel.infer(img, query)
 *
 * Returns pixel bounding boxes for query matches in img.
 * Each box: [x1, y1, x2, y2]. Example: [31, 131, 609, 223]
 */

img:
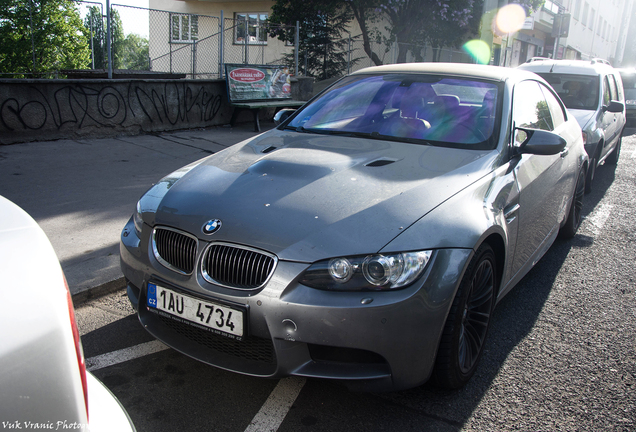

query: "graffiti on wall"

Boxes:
[0, 81, 224, 137]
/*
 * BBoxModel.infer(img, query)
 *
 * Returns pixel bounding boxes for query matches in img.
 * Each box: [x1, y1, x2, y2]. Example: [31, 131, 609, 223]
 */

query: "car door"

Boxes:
[509, 80, 570, 279]
[600, 74, 619, 159]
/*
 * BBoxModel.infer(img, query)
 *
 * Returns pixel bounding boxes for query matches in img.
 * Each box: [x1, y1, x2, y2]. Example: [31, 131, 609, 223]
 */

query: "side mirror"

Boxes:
[274, 108, 297, 126]
[603, 100, 624, 113]
[515, 127, 567, 156]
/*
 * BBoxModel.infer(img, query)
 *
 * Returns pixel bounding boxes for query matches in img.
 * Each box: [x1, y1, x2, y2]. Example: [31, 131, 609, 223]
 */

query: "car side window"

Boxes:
[610, 74, 622, 100]
[513, 81, 554, 145]
[608, 74, 619, 101]
[603, 76, 611, 105]
[540, 83, 566, 128]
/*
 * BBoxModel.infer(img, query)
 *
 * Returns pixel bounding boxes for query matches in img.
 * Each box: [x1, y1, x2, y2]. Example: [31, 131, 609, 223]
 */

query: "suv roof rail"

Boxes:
[525, 57, 549, 63]
[591, 58, 611, 66]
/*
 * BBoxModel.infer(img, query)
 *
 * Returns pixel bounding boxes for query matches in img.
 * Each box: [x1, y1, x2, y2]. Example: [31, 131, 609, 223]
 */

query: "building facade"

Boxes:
[483, 0, 635, 67]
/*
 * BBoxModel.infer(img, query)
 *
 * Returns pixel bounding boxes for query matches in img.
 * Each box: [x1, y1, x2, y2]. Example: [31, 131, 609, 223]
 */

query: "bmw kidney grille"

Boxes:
[152, 227, 276, 289]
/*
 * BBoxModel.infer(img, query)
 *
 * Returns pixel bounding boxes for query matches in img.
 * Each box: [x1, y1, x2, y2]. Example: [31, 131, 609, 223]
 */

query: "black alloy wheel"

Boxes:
[431, 243, 496, 389]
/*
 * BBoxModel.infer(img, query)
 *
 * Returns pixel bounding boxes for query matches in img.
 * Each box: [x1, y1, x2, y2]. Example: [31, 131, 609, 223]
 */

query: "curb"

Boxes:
[72, 277, 127, 307]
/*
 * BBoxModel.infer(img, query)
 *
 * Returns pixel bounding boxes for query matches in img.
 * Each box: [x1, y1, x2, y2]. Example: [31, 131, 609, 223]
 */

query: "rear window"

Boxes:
[538, 73, 600, 110]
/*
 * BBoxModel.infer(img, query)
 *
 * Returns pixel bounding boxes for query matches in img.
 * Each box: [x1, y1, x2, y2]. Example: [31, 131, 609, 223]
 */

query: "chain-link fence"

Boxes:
[345, 38, 475, 74]
[103, 5, 297, 79]
[2, 1, 476, 79]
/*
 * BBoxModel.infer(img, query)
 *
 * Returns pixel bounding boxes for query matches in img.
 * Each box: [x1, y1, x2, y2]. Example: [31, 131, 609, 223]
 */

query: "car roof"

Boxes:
[518, 59, 617, 76]
[350, 62, 538, 83]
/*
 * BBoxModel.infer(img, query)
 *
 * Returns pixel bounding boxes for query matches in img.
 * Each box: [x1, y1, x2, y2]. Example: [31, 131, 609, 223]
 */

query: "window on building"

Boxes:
[171, 14, 198, 43]
[544, 0, 560, 13]
[234, 13, 268, 44]
[602, 20, 607, 39]
[589, 8, 595, 30]
[573, 0, 582, 20]
[581, 2, 589, 27]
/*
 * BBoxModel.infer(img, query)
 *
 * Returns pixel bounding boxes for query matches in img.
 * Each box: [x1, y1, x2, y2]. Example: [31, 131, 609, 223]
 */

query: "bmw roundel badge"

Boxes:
[203, 219, 222, 235]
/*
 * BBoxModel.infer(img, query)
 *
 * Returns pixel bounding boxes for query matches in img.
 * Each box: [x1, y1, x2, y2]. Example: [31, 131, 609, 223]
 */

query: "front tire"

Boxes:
[431, 243, 496, 389]
[559, 166, 586, 239]
[585, 153, 596, 194]
[607, 134, 622, 165]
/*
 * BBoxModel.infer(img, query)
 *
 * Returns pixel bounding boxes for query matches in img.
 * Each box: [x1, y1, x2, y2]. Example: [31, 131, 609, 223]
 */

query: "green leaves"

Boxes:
[0, 0, 91, 76]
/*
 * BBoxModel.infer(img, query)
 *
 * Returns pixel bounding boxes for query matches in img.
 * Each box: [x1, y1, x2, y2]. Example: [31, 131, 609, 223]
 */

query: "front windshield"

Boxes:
[286, 74, 500, 150]
[538, 73, 600, 110]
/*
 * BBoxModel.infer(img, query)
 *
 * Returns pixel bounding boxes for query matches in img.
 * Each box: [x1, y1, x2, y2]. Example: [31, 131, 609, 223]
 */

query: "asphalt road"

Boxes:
[74, 128, 636, 432]
[0, 124, 270, 299]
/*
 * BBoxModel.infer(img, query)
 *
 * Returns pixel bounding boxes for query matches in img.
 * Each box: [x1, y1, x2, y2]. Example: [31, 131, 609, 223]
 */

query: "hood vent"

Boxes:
[365, 158, 397, 167]
[262, 146, 278, 154]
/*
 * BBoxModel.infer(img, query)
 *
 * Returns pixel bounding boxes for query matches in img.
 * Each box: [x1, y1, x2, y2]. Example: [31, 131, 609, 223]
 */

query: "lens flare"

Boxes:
[495, 4, 526, 34]
[463, 40, 491, 65]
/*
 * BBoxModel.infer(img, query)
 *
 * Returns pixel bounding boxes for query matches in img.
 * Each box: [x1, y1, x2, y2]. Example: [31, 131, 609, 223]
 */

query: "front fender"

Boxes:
[381, 163, 516, 253]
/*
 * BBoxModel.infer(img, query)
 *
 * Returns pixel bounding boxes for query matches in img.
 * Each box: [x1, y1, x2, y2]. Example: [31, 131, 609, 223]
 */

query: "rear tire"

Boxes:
[560, 166, 586, 239]
[431, 244, 496, 389]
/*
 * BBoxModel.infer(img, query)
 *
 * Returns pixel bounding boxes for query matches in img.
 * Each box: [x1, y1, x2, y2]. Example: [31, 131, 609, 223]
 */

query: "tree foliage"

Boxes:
[346, 0, 484, 64]
[268, 0, 354, 79]
[84, 6, 146, 70]
[0, 0, 90, 76]
[120, 33, 149, 70]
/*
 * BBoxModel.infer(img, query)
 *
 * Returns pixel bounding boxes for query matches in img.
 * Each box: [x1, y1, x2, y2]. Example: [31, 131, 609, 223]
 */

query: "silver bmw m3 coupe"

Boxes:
[121, 63, 588, 391]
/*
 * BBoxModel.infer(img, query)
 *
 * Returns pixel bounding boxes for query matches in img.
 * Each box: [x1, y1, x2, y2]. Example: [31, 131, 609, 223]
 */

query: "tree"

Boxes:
[268, 0, 354, 79]
[84, 6, 105, 69]
[0, 0, 90, 76]
[120, 33, 149, 70]
[346, 0, 483, 64]
[83, 6, 127, 70]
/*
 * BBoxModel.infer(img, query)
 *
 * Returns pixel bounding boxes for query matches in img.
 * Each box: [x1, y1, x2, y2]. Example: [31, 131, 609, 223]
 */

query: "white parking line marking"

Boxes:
[585, 203, 613, 235]
[86, 340, 169, 371]
[244, 377, 306, 432]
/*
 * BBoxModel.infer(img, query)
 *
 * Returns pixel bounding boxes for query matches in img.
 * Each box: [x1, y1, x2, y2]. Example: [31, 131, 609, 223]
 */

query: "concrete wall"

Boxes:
[0, 77, 314, 145]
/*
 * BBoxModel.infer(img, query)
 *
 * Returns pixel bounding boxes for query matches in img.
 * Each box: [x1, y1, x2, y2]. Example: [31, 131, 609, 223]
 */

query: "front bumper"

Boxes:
[120, 217, 472, 391]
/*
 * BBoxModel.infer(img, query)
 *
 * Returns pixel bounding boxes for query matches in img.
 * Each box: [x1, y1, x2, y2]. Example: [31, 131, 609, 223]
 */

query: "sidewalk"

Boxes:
[0, 123, 270, 302]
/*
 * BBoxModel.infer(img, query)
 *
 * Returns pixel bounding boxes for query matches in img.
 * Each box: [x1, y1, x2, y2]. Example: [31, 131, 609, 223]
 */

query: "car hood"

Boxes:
[146, 130, 498, 262]
[569, 109, 596, 130]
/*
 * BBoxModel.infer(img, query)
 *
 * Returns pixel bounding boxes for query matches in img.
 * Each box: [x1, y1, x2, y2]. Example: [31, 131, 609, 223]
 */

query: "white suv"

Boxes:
[518, 59, 625, 193]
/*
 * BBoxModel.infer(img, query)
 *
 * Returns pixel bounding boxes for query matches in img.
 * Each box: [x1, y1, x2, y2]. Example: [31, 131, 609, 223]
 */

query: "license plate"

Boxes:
[146, 283, 244, 339]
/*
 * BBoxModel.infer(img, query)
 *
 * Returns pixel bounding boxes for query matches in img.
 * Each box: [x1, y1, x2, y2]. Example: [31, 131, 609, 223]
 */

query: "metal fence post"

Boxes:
[106, 0, 112, 78]
[219, 11, 224, 78]
[244, 14, 248, 64]
[29, 0, 36, 75]
[192, 40, 197, 78]
[295, 21, 299, 75]
[347, 33, 351, 74]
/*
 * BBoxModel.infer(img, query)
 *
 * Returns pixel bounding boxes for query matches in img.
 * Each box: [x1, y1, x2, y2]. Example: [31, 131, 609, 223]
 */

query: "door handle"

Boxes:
[560, 148, 569, 158]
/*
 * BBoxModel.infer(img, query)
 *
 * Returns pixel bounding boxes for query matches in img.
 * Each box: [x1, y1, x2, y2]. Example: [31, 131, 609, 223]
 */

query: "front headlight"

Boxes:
[300, 251, 432, 291]
[133, 200, 144, 236]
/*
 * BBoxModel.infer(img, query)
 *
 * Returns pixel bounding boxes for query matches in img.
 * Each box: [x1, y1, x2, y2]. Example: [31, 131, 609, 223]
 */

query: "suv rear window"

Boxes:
[537, 73, 600, 110]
